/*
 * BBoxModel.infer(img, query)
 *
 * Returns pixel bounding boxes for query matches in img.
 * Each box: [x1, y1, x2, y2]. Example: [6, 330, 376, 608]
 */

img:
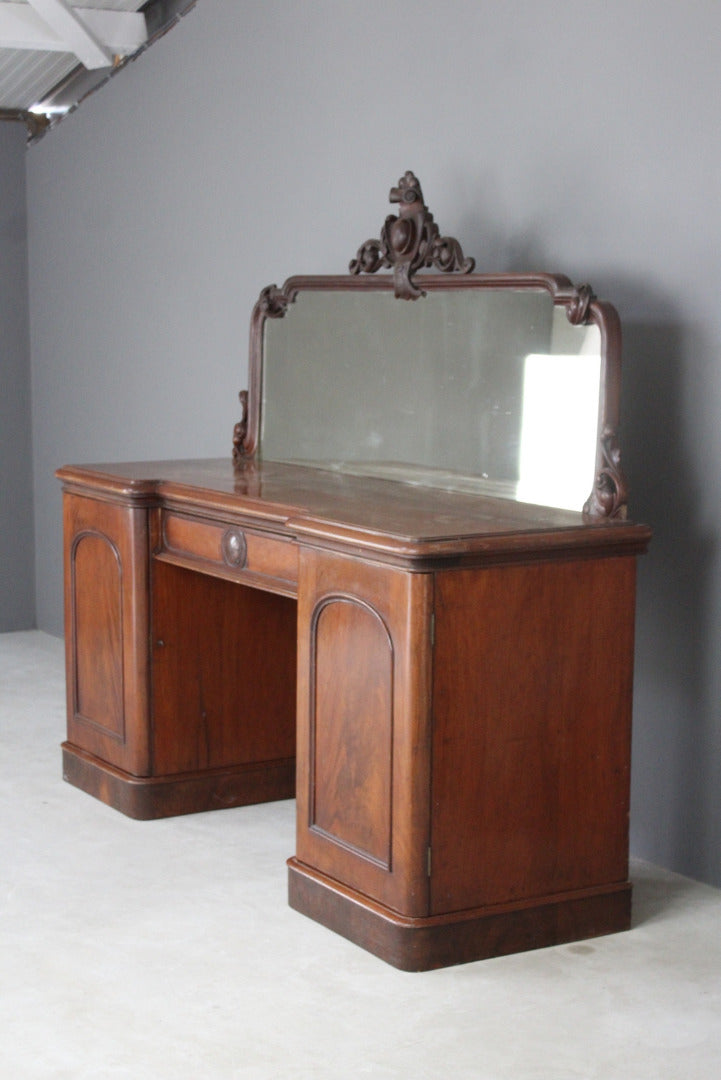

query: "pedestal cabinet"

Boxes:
[61, 481, 297, 820]
[288, 540, 640, 969]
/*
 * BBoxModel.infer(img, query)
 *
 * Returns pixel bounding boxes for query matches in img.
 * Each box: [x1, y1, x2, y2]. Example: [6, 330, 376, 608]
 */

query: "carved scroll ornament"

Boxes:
[257, 284, 292, 319]
[349, 171, 475, 300]
[232, 389, 249, 465]
[584, 426, 629, 520]
[565, 282, 595, 325]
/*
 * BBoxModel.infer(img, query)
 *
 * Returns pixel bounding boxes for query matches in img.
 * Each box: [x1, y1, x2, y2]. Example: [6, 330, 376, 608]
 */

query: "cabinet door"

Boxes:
[63, 492, 151, 775]
[295, 548, 433, 917]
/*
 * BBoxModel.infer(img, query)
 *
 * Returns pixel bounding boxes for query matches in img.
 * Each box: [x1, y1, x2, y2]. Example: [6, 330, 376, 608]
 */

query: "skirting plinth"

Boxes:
[288, 858, 632, 971]
[62, 742, 295, 820]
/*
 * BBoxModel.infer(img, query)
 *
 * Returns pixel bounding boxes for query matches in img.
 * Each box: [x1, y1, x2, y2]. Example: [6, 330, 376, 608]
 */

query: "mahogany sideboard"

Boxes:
[58, 456, 649, 970]
[57, 174, 651, 969]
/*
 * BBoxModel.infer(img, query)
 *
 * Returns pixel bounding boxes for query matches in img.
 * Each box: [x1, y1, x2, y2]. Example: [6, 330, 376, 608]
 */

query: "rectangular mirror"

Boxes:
[236, 272, 625, 518]
[259, 285, 604, 513]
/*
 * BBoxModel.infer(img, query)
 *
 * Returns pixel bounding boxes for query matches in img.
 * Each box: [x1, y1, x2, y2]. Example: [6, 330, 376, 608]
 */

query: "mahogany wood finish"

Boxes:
[288, 538, 643, 969]
[430, 558, 637, 914]
[62, 491, 151, 778]
[150, 562, 296, 781]
[58, 172, 650, 968]
[287, 861, 631, 973]
[59, 458, 649, 965]
[295, 547, 433, 917]
[61, 477, 298, 819]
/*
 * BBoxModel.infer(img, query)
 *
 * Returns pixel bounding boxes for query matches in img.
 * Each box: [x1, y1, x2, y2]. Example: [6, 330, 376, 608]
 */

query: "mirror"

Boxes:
[233, 174, 627, 519]
[258, 285, 602, 513]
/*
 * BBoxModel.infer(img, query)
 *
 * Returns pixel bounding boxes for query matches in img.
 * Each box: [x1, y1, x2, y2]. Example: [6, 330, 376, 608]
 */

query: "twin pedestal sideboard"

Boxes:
[57, 173, 650, 969]
[58, 457, 649, 970]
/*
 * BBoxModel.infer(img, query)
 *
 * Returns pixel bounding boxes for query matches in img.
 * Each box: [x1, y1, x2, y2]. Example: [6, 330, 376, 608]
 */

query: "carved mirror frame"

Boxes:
[233, 172, 628, 520]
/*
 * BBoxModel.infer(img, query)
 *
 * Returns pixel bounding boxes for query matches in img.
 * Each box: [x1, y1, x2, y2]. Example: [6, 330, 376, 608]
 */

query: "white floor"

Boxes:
[1, 631, 720, 1080]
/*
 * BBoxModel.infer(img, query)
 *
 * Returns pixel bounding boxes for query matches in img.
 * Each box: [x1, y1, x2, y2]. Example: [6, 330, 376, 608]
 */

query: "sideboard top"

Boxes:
[57, 457, 650, 565]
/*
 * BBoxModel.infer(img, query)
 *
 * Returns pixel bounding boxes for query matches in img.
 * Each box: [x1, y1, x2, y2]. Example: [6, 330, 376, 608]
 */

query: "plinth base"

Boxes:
[288, 858, 632, 971]
[62, 742, 295, 819]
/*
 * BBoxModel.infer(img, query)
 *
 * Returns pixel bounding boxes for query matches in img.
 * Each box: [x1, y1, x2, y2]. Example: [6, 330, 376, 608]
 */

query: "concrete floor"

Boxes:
[2, 630, 720, 1079]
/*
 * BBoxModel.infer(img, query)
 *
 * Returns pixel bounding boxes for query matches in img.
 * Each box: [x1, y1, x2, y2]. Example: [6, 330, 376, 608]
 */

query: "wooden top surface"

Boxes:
[57, 457, 651, 561]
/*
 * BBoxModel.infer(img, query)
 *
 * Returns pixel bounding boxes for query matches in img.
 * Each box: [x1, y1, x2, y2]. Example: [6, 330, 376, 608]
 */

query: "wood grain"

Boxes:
[296, 547, 433, 917]
[310, 596, 394, 868]
[151, 561, 296, 777]
[430, 556, 637, 914]
[63, 492, 151, 775]
[59, 460, 648, 966]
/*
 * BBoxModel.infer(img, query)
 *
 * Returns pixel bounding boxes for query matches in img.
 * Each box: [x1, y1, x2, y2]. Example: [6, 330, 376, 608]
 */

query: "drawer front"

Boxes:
[160, 511, 298, 592]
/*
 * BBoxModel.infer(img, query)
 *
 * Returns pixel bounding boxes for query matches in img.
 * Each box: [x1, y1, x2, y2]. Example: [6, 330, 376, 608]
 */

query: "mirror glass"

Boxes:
[260, 287, 601, 512]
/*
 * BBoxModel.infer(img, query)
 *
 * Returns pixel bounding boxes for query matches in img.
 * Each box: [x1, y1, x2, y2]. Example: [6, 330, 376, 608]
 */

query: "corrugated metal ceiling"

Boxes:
[0, 1, 196, 138]
[0, 46, 78, 110]
[0, 2, 145, 109]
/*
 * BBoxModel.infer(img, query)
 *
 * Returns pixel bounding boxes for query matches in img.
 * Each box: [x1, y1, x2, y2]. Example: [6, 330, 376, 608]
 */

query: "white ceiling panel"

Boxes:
[0, 1, 194, 135]
[0, 48, 77, 108]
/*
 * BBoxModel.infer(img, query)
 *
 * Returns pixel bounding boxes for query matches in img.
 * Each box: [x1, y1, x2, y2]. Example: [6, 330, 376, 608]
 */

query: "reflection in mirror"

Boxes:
[260, 287, 602, 512]
[517, 312, 601, 511]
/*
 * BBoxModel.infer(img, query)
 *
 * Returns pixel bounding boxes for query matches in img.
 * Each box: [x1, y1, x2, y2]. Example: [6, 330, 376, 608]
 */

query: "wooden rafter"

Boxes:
[0, 1, 147, 68]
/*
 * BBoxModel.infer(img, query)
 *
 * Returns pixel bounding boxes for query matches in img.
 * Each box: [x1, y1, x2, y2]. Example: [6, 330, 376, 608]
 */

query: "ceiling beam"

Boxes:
[0, 2, 147, 68]
[26, 0, 113, 67]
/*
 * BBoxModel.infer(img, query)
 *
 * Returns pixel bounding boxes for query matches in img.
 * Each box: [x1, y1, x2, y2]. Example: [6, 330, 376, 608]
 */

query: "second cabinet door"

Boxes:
[295, 548, 433, 918]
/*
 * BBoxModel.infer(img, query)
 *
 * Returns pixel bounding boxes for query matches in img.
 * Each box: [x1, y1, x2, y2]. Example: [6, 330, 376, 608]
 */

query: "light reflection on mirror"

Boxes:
[260, 288, 602, 512]
[517, 351, 601, 511]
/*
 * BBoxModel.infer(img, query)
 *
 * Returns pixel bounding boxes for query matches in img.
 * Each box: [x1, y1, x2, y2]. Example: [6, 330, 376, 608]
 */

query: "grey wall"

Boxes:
[0, 122, 34, 631]
[24, 0, 721, 887]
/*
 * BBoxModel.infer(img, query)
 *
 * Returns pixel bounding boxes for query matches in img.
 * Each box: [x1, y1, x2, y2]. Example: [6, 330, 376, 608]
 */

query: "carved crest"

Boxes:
[349, 171, 475, 300]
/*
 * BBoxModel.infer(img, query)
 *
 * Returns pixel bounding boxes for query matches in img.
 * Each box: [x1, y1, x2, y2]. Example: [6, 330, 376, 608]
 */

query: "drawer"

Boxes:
[159, 511, 298, 593]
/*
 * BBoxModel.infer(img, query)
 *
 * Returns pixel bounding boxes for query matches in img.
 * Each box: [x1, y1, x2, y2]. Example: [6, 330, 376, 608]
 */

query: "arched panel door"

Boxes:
[63, 493, 151, 776]
[71, 530, 124, 739]
[309, 594, 394, 869]
[294, 547, 433, 918]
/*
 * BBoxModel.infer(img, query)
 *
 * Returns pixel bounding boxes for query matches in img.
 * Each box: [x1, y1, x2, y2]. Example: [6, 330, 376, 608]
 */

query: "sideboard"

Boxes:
[57, 174, 650, 969]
